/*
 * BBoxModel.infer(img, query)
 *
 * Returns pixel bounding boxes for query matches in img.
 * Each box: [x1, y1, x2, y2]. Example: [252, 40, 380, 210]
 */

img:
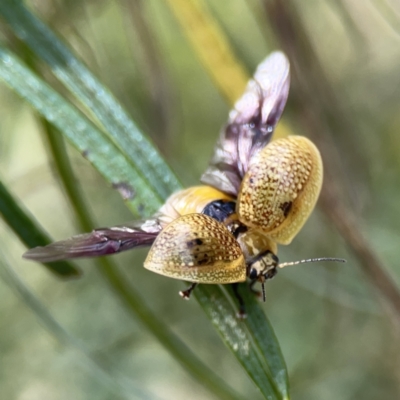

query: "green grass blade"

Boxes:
[194, 285, 287, 400]
[41, 120, 94, 232]
[0, 252, 164, 400]
[0, 179, 79, 277]
[0, 45, 157, 216]
[230, 285, 290, 399]
[0, 0, 181, 202]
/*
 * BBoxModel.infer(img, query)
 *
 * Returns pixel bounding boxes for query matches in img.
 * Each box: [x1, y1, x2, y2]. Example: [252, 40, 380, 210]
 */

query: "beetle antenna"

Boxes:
[261, 282, 266, 302]
[278, 257, 346, 269]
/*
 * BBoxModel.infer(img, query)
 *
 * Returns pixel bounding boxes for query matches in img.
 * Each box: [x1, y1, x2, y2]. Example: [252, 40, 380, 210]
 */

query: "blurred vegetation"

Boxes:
[0, 0, 400, 399]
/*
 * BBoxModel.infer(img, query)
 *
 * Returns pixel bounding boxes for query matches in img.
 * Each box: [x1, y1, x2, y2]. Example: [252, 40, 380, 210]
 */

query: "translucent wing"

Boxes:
[23, 219, 162, 263]
[201, 51, 290, 196]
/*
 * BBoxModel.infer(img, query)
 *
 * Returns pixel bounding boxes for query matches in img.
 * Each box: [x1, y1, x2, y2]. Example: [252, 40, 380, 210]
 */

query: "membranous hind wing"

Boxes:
[201, 51, 290, 197]
[23, 219, 162, 263]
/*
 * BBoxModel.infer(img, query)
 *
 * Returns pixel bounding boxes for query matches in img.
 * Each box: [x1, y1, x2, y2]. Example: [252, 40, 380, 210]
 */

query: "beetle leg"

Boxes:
[179, 283, 198, 300]
[232, 283, 247, 319]
[249, 279, 260, 296]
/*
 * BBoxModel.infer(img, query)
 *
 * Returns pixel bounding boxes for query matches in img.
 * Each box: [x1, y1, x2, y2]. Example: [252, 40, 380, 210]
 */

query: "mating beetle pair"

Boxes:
[24, 52, 343, 315]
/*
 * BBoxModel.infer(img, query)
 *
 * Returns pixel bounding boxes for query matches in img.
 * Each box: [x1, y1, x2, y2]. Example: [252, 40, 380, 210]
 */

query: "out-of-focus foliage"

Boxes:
[0, 1, 400, 399]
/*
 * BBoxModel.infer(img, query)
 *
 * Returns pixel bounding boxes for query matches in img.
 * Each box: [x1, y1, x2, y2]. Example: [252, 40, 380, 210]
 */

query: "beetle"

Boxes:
[23, 52, 344, 314]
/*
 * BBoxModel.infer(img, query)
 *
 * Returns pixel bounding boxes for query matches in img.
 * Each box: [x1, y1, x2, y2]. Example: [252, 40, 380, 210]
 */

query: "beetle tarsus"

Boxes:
[249, 279, 262, 300]
[179, 283, 198, 300]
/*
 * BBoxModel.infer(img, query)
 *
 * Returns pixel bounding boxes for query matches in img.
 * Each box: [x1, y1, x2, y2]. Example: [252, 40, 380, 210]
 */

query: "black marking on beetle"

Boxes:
[232, 223, 248, 238]
[112, 182, 136, 201]
[193, 252, 211, 266]
[82, 149, 90, 158]
[279, 201, 292, 217]
[186, 238, 204, 248]
[264, 268, 278, 280]
[197, 257, 209, 266]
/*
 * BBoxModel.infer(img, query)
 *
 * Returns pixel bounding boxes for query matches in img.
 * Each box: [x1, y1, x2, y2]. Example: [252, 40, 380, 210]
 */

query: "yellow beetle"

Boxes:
[144, 136, 325, 307]
[24, 51, 342, 313]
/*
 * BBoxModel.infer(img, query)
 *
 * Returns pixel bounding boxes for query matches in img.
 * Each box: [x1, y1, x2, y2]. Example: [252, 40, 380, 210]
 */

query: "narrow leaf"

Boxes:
[0, 0, 181, 202]
[165, 0, 292, 141]
[165, 0, 249, 104]
[0, 253, 162, 400]
[195, 285, 280, 400]
[232, 285, 290, 399]
[0, 179, 79, 277]
[0, 45, 158, 215]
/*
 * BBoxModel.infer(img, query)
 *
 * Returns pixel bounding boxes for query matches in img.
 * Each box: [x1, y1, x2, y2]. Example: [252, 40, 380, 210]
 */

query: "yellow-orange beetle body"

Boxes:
[23, 51, 331, 307]
[141, 52, 323, 292]
[155, 185, 234, 226]
[143, 137, 322, 290]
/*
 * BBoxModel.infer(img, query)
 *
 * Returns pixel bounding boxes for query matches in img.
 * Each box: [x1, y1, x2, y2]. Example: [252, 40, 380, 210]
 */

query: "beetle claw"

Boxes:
[179, 290, 191, 300]
[236, 310, 248, 319]
[179, 282, 198, 300]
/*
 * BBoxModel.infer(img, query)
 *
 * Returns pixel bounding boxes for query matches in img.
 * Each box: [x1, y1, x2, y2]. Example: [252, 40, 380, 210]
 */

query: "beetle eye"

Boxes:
[249, 268, 258, 280]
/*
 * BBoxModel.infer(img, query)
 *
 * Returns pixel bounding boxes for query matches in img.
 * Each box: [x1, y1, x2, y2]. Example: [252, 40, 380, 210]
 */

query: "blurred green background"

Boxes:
[1, 0, 400, 399]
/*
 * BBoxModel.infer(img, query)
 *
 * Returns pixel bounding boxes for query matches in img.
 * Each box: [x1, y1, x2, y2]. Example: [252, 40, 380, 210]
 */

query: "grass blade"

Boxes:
[0, 44, 157, 215]
[0, 0, 181, 203]
[0, 179, 79, 277]
[196, 285, 282, 400]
